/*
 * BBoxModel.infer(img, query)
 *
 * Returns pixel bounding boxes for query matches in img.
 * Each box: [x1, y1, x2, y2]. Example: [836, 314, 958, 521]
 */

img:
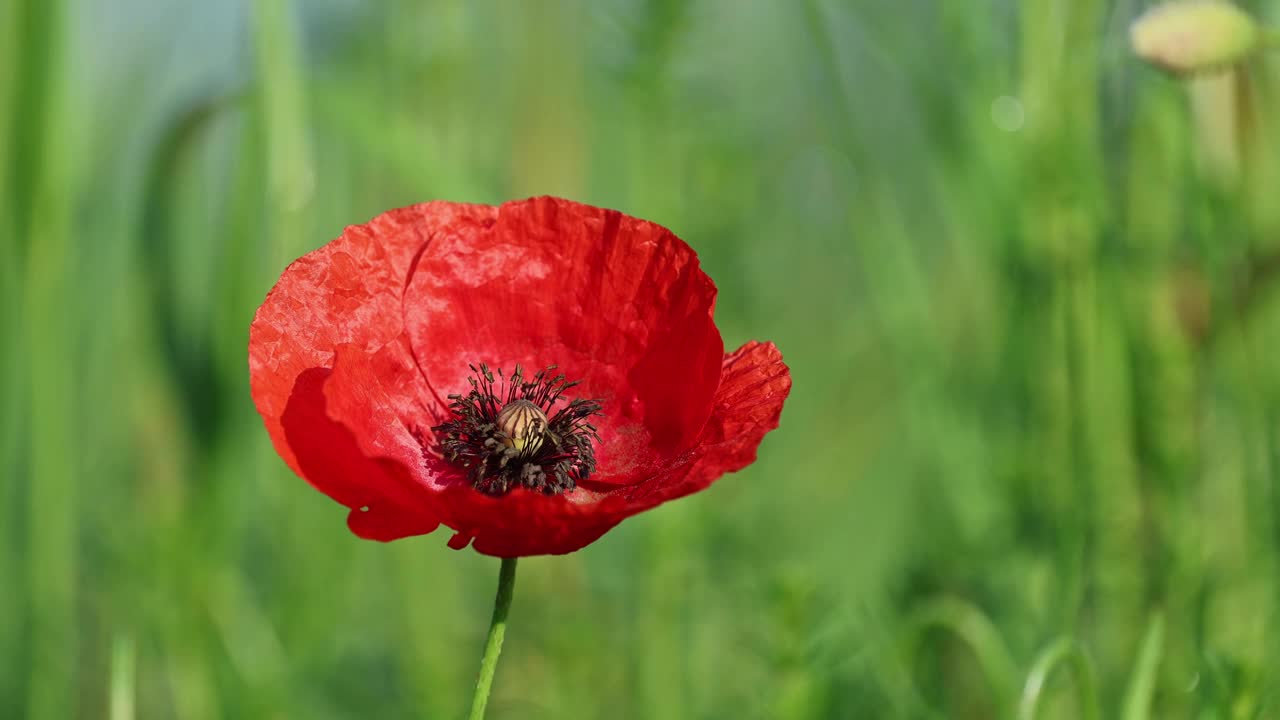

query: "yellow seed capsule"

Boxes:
[496, 399, 547, 455]
[1130, 0, 1261, 75]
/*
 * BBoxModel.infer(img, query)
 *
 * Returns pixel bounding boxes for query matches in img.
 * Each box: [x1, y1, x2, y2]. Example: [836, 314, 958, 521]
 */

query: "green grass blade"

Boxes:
[1017, 637, 1100, 720]
[109, 633, 137, 720]
[251, 0, 315, 267]
[1120, 612, 1166, 720]
[14, 0, 79, 716]
[902, 597, 1019, 719]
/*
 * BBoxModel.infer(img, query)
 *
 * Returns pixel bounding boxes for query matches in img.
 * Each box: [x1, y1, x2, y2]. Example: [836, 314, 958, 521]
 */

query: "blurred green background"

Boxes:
[4, 0, 1280, 717]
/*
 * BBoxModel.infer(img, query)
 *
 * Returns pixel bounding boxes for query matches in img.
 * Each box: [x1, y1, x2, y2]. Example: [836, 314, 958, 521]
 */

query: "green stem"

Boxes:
[468, 557, 518, 720]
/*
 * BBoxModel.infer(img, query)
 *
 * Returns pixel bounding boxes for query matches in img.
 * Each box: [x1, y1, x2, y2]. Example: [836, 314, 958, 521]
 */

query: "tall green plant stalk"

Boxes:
[1120, 74, 1198, 716]
[0, 0, 18, 216]
[15, 0, 78, 715]
[0, 0, 23, 710]
[1017, 0, 1107, 630]
[251, 0, 315, 269]
[1120, 613, 1165, 720]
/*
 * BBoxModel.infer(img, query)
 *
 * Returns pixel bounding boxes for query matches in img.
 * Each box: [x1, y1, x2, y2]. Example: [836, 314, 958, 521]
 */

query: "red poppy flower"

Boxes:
[248, 196, 790, 556]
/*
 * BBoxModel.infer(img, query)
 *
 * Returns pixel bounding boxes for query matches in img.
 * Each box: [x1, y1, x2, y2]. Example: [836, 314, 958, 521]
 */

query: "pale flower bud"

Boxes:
[1131, 0, 1260, 75]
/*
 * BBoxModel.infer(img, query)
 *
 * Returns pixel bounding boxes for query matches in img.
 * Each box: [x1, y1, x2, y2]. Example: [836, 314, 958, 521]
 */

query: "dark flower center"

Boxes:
[432, 363, 603, 496]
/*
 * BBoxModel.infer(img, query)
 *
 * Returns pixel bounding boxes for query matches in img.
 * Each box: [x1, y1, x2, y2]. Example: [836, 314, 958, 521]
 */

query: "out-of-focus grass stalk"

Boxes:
[618, 0, 690, 220]
[1135, 274, 1204, 702]
[207, 568, 289, 713]
[212, 102, 266, 389]
[1188, 72, 1244, 186]
[506, 0, 585, 199]
[1267, 397, 1280, 678]
[109, 633, 137, 720]
[251, 0, 315, 267]
[1016, 637, 1099, 720]
[0, 0, 24, 711]
[1243, 87, 1280, 238]
[1119, 75, 1195, 714]
[1239, 29, 1280, 683]
[1227, 264, 1280, 702]
[1119, 613, 1164, 720]
[23, 107, 78, 720]
[17, 0, 79, 715]
[140, 94, 241, 443]
[163, 646, 220, 719]
[1127, 52, 1243, 712]
[1232, 48, 1280, 682]
[0, 0, 17, 211]
[1018, 0, 1106, 629]
[636, 507, 694, 719]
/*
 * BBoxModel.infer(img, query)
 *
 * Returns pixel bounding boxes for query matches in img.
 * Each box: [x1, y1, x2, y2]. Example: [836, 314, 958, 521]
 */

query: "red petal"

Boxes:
[322, 339, 440, 475]
[619, 340, 791, 510]
[431, 475, 622, 557]
[249, 201, 495, 474]
[280, 367, 439, 542]
[401, 197, 724, 485]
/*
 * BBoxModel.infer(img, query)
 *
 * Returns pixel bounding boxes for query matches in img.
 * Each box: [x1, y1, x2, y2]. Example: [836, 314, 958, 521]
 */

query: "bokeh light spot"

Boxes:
[991, 95, 1025, 132]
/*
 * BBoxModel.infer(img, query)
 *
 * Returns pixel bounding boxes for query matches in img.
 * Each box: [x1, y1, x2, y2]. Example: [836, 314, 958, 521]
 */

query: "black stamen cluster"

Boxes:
[433, 363, 603, 496]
